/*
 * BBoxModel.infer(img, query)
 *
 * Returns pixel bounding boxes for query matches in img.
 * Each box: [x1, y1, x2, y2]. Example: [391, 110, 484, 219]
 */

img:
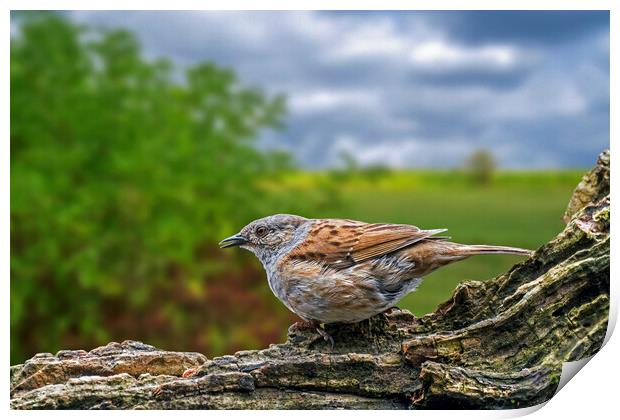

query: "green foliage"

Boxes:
[10, 13, 292, 363]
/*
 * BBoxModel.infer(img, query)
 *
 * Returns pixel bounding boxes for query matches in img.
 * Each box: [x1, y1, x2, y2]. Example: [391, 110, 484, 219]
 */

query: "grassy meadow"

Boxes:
[268, 169, 584, 316]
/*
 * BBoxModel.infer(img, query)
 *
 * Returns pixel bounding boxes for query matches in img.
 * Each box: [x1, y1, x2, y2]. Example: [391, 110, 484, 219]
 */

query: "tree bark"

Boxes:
[10, 151, 610, 410]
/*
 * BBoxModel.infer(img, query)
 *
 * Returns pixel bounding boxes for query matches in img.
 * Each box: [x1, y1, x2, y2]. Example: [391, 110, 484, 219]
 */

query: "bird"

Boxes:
[219, 214, 532, 346]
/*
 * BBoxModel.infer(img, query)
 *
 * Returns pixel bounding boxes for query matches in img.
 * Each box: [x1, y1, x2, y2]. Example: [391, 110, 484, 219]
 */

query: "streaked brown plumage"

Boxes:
[220, 214, 532, 344]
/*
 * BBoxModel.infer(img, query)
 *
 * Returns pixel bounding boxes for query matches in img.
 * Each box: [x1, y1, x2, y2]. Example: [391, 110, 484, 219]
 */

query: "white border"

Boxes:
[3, 1, 616, 418]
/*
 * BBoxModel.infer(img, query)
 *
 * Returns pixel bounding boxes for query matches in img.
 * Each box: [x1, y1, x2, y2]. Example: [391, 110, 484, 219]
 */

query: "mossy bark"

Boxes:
[10, 151, 610, 410]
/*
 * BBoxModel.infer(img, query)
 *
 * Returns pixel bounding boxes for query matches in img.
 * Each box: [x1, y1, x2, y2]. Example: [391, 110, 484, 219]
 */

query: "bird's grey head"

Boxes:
[219, 214, 309, 265]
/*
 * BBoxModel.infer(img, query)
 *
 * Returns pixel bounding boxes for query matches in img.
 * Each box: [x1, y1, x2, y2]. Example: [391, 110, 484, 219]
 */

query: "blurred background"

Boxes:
[10, 11, 609, 364]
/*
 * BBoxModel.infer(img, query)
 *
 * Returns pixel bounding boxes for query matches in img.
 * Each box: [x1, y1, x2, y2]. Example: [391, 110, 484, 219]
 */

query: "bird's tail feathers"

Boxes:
[401, 240, 532, 278]
[452, 244, 533, 257]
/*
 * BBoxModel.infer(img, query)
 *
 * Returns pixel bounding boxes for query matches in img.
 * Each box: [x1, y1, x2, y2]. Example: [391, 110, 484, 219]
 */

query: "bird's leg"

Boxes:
[315, 323, 335, 349]
[291, 318, 334, 348]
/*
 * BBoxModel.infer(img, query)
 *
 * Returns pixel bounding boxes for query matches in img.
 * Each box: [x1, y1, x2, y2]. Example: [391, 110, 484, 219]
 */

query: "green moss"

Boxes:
[594, 207, 610, 223]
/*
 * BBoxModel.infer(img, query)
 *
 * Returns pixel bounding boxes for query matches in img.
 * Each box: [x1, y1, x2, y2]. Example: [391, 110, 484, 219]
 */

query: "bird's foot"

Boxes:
[316, 325, 335, 349]
[291, 319, 335, 348]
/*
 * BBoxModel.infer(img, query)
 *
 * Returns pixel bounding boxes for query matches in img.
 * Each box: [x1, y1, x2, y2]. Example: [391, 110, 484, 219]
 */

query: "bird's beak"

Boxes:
[219, 234, 248, 249]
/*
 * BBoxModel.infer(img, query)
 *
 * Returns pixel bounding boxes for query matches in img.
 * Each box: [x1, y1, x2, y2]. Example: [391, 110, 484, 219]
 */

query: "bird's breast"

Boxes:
[267, 258, 411, 323]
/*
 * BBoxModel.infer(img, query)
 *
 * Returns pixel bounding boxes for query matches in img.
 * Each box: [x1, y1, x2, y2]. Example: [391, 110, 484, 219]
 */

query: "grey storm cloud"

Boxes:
[424, 11, 610, 45]
[68, 10, 610, 168]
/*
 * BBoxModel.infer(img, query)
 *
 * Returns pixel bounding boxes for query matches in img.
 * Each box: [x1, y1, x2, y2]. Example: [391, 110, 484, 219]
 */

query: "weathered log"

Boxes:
[10, 151, 610, 410]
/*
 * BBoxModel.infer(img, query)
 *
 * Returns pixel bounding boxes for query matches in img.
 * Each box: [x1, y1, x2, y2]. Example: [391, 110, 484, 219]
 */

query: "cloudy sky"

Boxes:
[69, 11, 609, 168]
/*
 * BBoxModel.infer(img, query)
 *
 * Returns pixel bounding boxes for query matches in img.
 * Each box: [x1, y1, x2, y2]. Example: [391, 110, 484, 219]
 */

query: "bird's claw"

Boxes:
[291, 320, 335, 348]
[316, 326, 335, 349]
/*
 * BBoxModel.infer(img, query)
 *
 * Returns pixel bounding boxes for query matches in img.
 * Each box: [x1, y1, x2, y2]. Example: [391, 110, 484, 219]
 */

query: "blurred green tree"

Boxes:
[328, 150, 359, 183]
[361, 164, 392, 183]
[10, 13, 292, 363]
[466, 148, 496, 185]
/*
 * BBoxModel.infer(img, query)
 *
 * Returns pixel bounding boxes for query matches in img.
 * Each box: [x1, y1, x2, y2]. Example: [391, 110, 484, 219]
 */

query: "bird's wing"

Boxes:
[287, 219, 447, 269]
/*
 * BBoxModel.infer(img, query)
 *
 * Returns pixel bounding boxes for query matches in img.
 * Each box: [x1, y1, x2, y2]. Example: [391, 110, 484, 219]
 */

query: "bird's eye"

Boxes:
[255, 226, 268, 237]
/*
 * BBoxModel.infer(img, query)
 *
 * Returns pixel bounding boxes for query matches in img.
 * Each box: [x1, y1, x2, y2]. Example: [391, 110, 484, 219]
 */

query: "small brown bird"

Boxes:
[220, 214, 531, 345]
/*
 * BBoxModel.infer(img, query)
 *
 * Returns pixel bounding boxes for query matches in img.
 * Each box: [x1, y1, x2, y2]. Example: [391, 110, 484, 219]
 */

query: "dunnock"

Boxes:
[220, 214, 531, 345]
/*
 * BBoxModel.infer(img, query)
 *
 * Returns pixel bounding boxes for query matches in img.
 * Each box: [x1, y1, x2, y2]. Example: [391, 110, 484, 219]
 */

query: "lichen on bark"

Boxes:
[10, 151, 610, 410]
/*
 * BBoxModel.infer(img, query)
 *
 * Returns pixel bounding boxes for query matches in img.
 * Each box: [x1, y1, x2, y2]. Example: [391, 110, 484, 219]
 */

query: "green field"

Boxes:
[271, 170, 584, 315]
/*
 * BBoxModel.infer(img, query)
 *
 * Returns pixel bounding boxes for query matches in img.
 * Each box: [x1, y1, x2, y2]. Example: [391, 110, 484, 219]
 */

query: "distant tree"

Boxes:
[338, 150, 359, 172]
[361, 164, 391, 182]
[466, 149, 496, 185]
[327, 150, 359, 182]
